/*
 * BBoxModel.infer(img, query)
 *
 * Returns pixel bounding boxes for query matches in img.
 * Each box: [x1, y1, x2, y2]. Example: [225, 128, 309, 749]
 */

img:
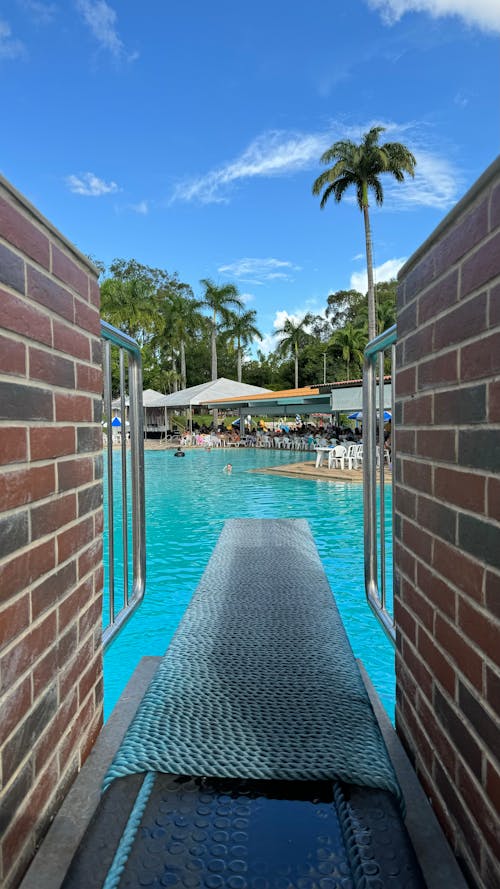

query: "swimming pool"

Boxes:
[103, 447, 395, 721]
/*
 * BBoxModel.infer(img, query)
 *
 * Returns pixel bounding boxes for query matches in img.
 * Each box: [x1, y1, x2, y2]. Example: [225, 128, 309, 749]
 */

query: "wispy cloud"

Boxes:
[0, 19, 26, 59]
[240, 292, 255, 305]
[172, 130, 330, 204]
[66, 171, 120, 196]
[350, 257, 407, 293]
[260, 306, 318, 355]
[76, 0, 138, 61]
[218, 257, 302, 286]
[172, 119, 461, 211]
[19, 1, 57, 24]
[366, 0, 500, 34]
[129, 199, 149, 215]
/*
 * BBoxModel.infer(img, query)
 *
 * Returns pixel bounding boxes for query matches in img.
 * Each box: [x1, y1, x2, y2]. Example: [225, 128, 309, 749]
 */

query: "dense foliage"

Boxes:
[99, 258, 397, 393]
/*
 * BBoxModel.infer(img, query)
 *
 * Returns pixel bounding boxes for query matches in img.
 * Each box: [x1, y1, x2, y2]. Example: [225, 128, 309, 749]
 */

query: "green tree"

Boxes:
[329, 323, 366, 381]
[275, 314, 314, 388]
[163, 288, 203, 390]
[312, 126, 416, 340]
[200, 279, 243, 380]
[223, 309, 263, 382]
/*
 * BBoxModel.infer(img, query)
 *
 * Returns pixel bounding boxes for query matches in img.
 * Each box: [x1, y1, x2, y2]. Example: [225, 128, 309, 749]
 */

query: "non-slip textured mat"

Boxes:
[104, 519, 401, 804]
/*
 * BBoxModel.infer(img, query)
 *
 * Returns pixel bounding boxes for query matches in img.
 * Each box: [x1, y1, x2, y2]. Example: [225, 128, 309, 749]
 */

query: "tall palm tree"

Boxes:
[223, 309, 263, 382]
[312, 126, 416, 341]
[200, 279, 243, 380]
[275, 314, 313, 389]
[166, 289, 204, 390]
[329, 323, 366, 381]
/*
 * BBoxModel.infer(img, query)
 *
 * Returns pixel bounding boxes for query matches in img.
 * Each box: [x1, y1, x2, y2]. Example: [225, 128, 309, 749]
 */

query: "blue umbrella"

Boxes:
[348, 410, 391, 421]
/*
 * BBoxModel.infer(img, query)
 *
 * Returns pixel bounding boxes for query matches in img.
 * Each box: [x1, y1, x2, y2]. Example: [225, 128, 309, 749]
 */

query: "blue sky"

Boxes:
[1, 0, 498, 353]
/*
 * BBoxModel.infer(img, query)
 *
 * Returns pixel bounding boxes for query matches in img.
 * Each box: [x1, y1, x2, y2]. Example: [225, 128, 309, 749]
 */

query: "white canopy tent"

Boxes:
[161, 378, 271, 434]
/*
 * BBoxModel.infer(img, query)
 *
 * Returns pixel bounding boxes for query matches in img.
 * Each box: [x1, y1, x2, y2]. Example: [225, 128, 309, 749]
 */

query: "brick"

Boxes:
[457, 761, 500, 859]
[94, 508, 104, 535]
[0, 464, 55, 510]
[459, 513, 500, 571]
[59, 636, 93, 702]
[58, 455, 94, 492]
[78, 595, 102, 640]
[52, 318, 91, 362]
[0, 510, 29, 560]
[418, 626, 455, 696]
[0, 610, 57, 692]
[89, 277, 100, 308]
[402, 393, 433, 426]
[79, 651, 102, 704]
[31, 492, 76, 541]
[0, 539, 55, 602]
[491, 180, 500, 230]
[435, 614, 483, 691]
[32, 642, 59, 697]
[93, 453, 103, 480]
[27, 264, 75, 322]
[0, 675, 31, 746]
[395, 365, 416, 397]
[458, 596, 499, 667]
[394, 540, 416, 582]
[461, 231, 500, 298]
[76, 362, 102, 394]
[417, 494, 456, 545]
[434, 383, 486, 425]
[2, 754, 59, 873]
[401, 518, 433, 563]
[0, 426, 27, 465]
[397, 299, 416, 337]
[418, 269, 459, 324]
[30, 426, 75, 462]
[91, 337, 102, 365]
[78, 538, 102, 580]
[417, 693, 457, 774]
[55, 393, 93, 423]
[0, 332, 26, 375]
[435, 199, 489, 277]
[489, 281, 500, 327]
[434, 686, 482, 775]
[489, 379, 500, 423]
[418, 350, 458, 391]
[31, 560, 77, 620]
[403, 253, 436, 303]
[394, 486, 416, 521]
[435, 290, 489, 353]
[485, 571, 500, 620]
[0, 195, 50, 268]
[0, 240, 25, 293]
[77, 426, 102, 453]
[2, 686, 57, 784]
[461, 330, 500, 383]
[434, 466, 485, 513]
[400, 459, 432, 494]
[57, 515, 94, 563]
[400, 636, 433, 701]
[401, 576, 434, 630]
[52, 244, 89, 298]
[29, 346, 75, 389]
[58, 576, 93, 634]
[0, 759, 33, 834]
[0, 380, 53, 421]
[0, 593, 30, 650]
[0, 286, 52, 345]
[486, 759, 500, 813]
[404, 324, 433, 365]
[75, 297, 100, 336]
[459, 428, 500, 473]
[433, 539, 484, 603]
[394, 598, 417, 645]
[78, 482, 102, 517]
[434, 760, 482, 871]
[394, 428, 416, 456]
[33, 683, 78, 773]
[416, 428, 456, 462]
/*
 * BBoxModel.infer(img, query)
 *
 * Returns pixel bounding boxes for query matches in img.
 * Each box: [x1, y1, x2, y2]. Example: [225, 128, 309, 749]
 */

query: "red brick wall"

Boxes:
[0, 177, 104, 888]
[395, 158, 500, 889]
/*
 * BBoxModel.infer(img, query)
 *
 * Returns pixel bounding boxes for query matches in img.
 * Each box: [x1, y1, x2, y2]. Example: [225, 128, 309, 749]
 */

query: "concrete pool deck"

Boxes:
[252, 459, 392, 483]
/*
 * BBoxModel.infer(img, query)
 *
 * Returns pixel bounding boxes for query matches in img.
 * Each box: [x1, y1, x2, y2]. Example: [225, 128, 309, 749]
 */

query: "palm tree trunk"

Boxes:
[347, 359, 350, 380]
[237, 346, 242, 383]
[180, 339, 187, 390]
[363, 195, 377, 342]
[211, 312, 217, 381]
[294, 345, 299, 389]
[172, 354, 178, 392]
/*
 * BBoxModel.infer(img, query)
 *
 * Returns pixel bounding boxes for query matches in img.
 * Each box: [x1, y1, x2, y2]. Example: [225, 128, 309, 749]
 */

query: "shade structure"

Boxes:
[159, 378, 271, 409]
[348, 410, 391, 421]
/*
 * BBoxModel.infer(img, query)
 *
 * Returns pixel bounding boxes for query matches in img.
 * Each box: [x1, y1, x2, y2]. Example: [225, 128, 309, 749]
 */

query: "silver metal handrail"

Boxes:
[101, 320, 146, 648]
[362, 324, 396, 644]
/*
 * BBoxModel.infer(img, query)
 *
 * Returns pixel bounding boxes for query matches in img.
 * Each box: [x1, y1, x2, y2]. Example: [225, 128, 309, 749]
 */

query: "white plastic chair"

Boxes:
[328, 445, 347, 469]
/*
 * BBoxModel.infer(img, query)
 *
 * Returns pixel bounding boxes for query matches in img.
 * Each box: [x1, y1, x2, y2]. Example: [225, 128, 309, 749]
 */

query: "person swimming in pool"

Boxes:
[223, 463, 233, 473]
[174, 448, 185, 457]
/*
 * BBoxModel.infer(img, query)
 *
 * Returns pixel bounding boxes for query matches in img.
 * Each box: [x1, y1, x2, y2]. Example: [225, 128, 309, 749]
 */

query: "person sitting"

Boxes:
[174, 447, 185, 457]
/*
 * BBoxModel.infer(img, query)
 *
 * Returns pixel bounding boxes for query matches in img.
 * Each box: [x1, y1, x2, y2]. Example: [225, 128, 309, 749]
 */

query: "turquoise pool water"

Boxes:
[104, 447, 395, 721]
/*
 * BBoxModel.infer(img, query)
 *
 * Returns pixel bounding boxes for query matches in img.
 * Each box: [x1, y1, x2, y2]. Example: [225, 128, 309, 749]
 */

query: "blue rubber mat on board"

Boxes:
[104, 519, 401, 806]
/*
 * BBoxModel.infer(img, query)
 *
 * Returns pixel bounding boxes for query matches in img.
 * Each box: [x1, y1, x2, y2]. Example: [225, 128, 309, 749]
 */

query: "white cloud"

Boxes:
[350, 257, 407, 293]
[130, 199, 148, 215]
[366, 0, 500, 33]
[172, 130, 330, 204]
[386, 149, 460, 209]
[19, 1, 57, 23]
[76, 0, 137, 60]
[218, 257, 301, 285]
[0, 19, 25, 59]
[66, 171, 120, 196]
[259, 307, 318, 355]
[240, 292, 255, 305]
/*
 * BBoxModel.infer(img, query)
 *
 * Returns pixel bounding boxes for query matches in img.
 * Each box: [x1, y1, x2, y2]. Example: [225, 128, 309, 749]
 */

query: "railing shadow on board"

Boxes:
[101, 320, 146, 648]
[363, 324, 397, 644]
